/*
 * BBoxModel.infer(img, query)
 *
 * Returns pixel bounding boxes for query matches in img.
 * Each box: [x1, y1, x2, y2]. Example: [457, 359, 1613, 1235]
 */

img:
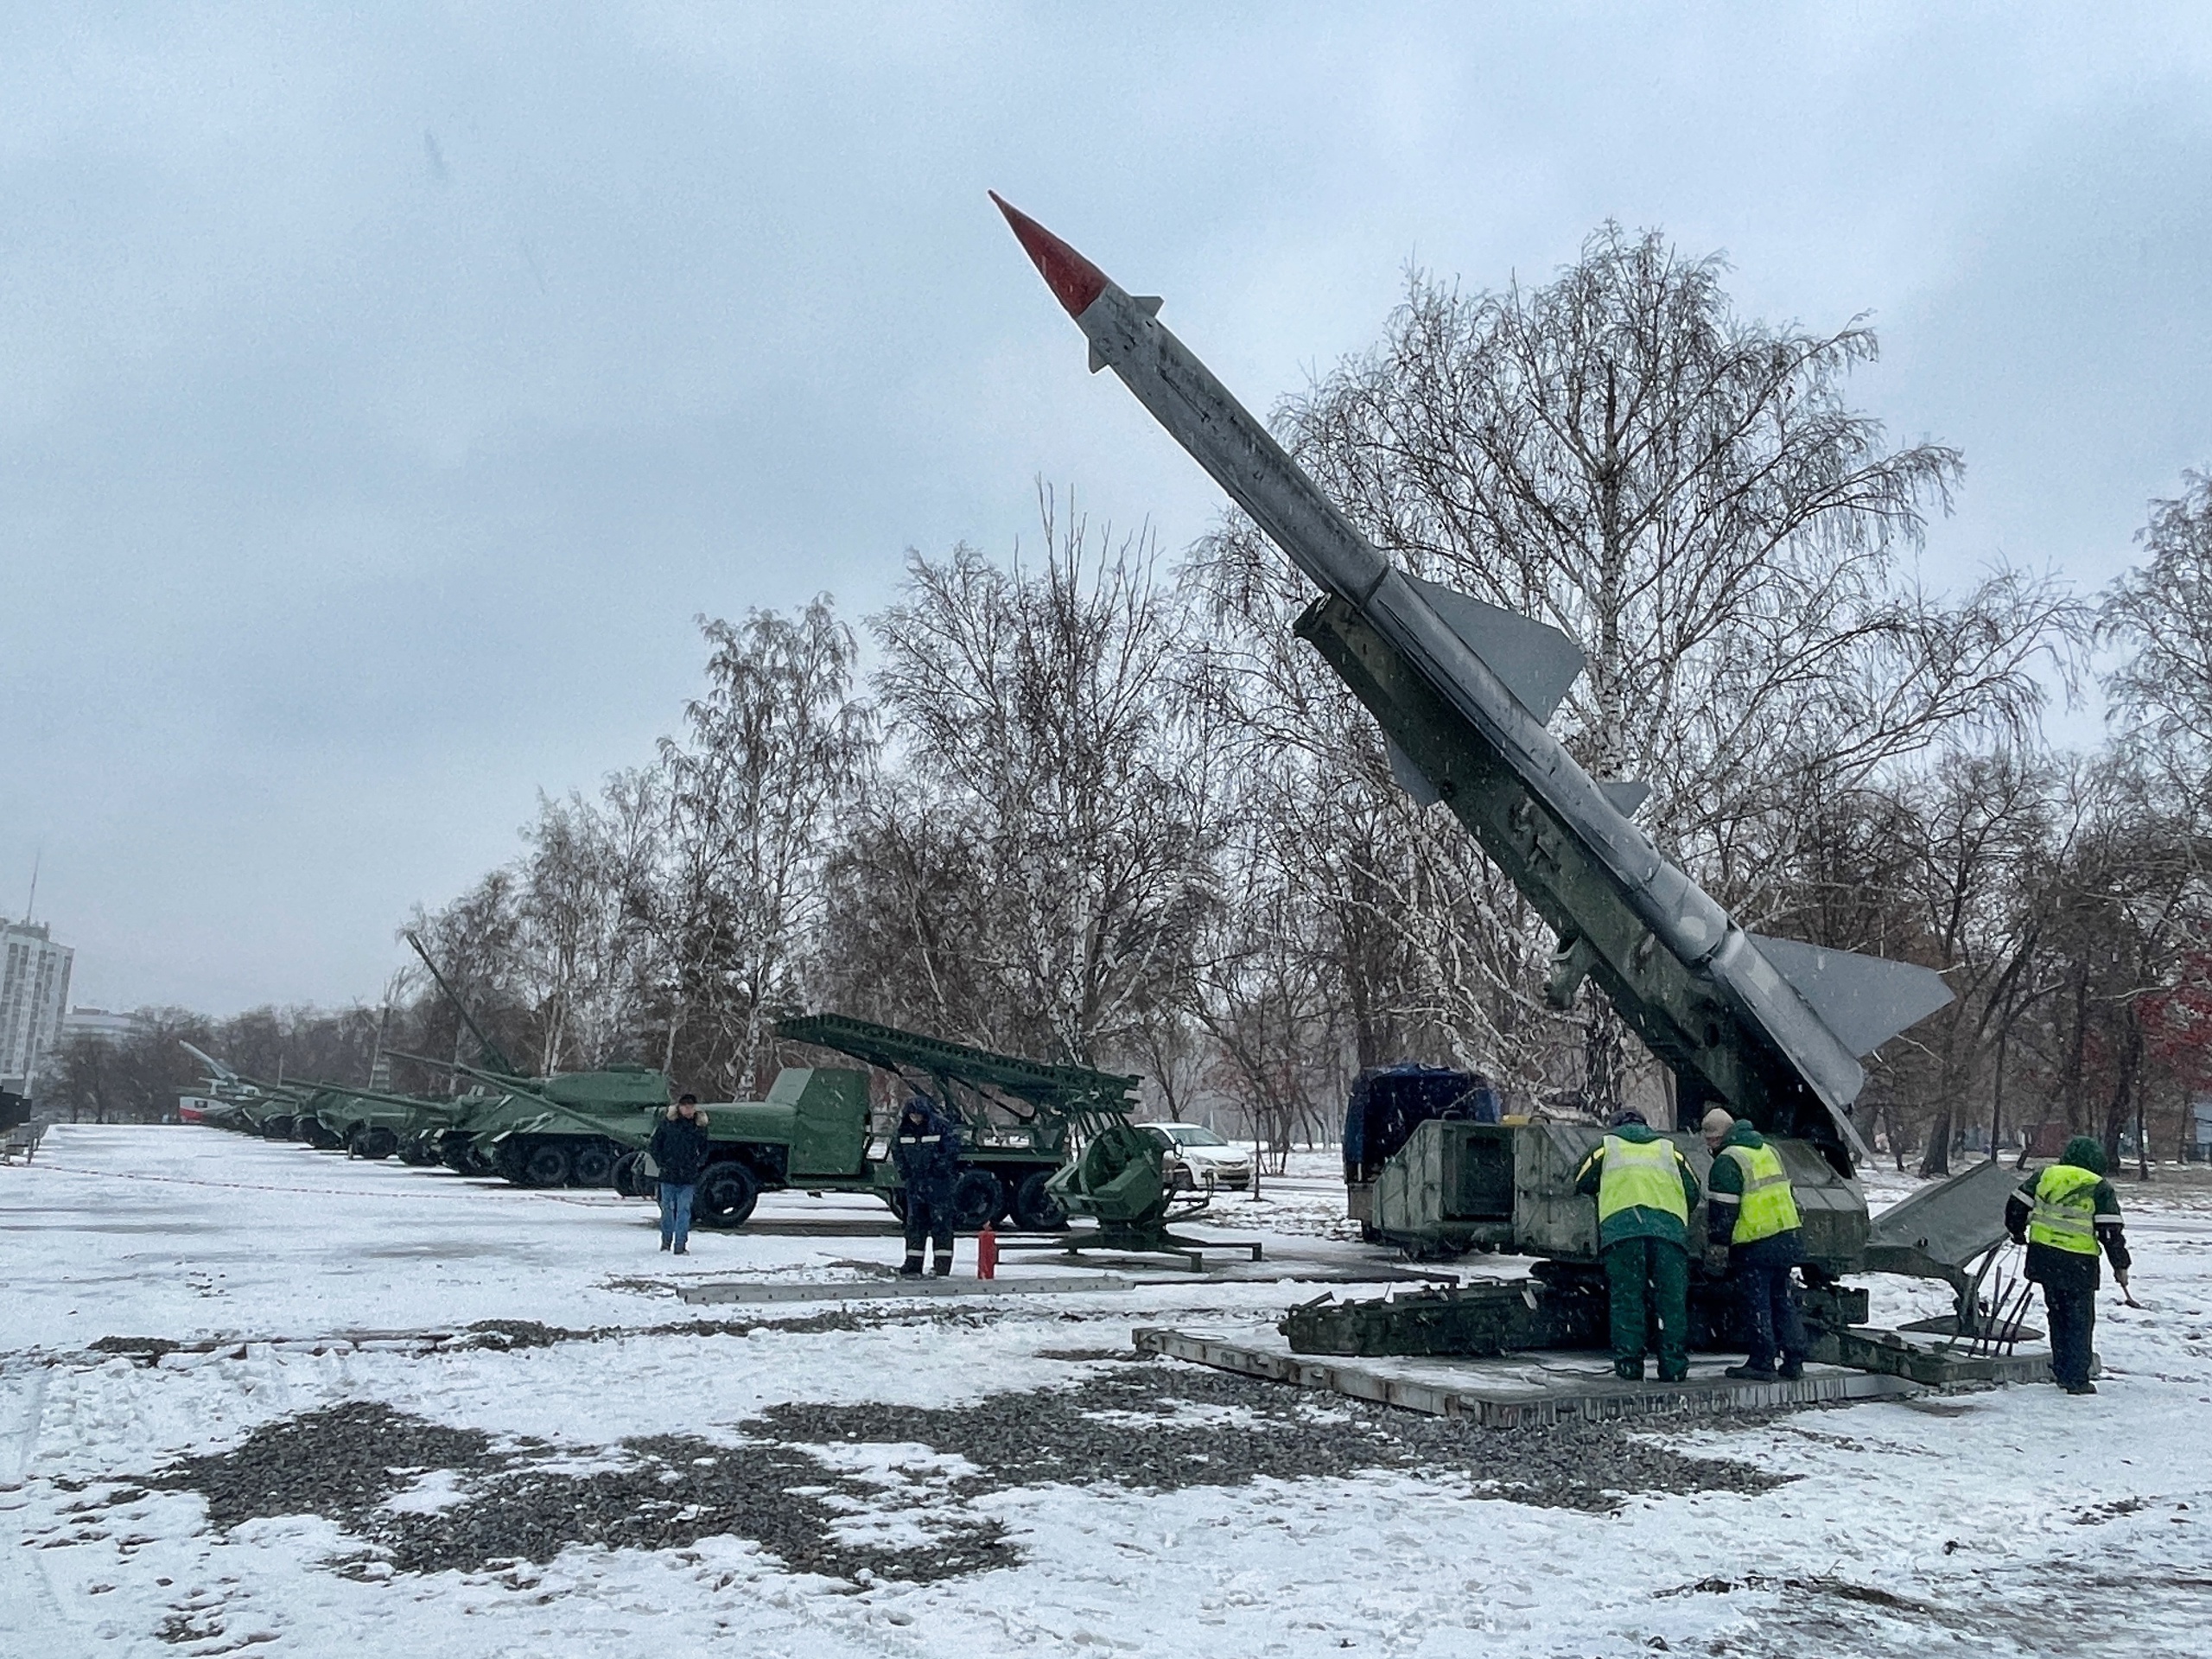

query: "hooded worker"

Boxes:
[2005, 1136, 2133, 1395]
[1573, 1107, 1703, 1382]
[892, 1092, 963, 1277]
[1704, 1113, 1809, 1382]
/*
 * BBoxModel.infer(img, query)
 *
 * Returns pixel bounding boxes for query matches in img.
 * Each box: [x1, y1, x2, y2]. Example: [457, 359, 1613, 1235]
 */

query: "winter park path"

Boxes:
[3, 1124, 2209, 1657]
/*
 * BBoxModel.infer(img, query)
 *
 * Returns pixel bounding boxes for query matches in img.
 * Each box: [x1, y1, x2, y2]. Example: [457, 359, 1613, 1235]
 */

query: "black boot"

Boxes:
[1613, 1358, 1643, 1381]
[931, 1253, 953, 1277]
[1777, 1358, 1804, 1382]
[898, 1253, 925, 1279]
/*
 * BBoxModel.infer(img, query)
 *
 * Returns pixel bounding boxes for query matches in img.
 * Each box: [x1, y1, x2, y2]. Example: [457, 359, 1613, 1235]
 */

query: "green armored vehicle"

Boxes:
[391, 931, 672, 1186]
[391, 1052, 670, 1186]
[294, 1080, 467, 1162]
[179, 1043, 314, 1141]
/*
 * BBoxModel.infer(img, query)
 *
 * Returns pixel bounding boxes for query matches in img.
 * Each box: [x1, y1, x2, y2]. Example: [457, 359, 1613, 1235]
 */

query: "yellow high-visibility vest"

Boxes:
[1595, 1135, 1689, 1224]
[2028, 1164, 2102, 1255]
[1719, 1141, 1801, 1243]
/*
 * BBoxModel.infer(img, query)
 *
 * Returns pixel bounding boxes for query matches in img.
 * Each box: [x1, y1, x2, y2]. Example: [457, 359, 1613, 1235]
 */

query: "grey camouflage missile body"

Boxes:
[993, 194, 1951, 1172]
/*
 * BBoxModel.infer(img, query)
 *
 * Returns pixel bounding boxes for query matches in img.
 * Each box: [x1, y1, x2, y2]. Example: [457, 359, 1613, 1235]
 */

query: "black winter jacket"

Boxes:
[649, 1114, 714, 1185]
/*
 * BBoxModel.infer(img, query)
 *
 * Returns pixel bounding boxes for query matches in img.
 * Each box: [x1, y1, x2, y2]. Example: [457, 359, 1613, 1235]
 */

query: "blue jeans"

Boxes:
[658, 1181, 696, 1250]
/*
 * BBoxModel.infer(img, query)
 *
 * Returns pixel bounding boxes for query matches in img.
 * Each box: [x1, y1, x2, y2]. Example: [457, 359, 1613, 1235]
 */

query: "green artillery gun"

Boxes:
[1036, 1120, 1263, 1272]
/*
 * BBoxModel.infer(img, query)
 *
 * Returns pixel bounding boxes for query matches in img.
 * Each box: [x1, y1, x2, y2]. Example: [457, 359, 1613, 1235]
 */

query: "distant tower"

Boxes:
[0, 918, 74, 1097]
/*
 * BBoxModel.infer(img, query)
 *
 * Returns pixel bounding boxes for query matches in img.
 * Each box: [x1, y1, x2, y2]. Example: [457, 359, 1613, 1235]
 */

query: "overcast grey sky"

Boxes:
[5, 3, 2209, 1015]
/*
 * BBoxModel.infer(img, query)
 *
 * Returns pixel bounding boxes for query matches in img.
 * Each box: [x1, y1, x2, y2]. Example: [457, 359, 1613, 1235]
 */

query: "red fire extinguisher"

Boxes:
[976, 1222, 999, 1281]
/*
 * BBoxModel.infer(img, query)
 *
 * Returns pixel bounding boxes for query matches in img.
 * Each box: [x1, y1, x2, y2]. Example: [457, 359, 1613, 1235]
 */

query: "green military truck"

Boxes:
[560, 1013, 1140, 1234]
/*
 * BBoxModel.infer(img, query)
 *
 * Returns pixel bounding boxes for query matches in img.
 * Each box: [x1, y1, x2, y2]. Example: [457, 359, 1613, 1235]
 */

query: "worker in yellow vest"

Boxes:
[1703, 1113, 1809, 1382]
[1573, 1107, 1702, 1382]
[2005, 1136, 2132, 1395]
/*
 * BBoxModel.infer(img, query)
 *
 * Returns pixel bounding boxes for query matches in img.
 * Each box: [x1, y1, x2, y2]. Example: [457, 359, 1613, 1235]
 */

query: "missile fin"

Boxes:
[1383, 735, 1441, 806]
[1133, 295, 1163, 316]
[1598, 781, 1652, 817]
[1088, 342, 1109, 373]
[1407, 575, 1585, 721]
[1747, 934, 1955, 1058]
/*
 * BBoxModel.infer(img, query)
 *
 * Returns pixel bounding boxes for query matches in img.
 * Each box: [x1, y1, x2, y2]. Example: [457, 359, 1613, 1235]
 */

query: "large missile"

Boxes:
[991, 194, 1951, 1164]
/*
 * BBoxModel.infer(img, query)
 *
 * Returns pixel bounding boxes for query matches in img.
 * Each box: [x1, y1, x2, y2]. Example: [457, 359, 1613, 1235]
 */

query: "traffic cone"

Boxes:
[977, 1221, 998, 1280]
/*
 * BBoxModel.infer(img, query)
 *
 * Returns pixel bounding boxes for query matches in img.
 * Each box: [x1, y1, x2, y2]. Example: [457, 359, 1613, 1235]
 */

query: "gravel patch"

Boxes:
[759, 1359, 1784, 1513]
[123, 1360, 1782, 1588]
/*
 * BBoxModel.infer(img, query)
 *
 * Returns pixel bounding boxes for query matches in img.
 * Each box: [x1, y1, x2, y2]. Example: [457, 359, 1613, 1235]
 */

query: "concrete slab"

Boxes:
[1133, 1324, 1923, 1426]
[675, 1274, 1128, 1305]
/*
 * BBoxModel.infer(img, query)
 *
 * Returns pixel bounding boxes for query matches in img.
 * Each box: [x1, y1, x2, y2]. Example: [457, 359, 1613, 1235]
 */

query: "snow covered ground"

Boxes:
[4, 1124, 2209, 1657]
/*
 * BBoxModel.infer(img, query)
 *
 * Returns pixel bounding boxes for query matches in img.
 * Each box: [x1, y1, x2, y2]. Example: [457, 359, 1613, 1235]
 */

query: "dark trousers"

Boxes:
[903, 1196, 953, 1266]
[2044, 1280, 2096, 1388]
[1603, 1237, 1688, 1379]
[1736, 1259, 1808, 1370]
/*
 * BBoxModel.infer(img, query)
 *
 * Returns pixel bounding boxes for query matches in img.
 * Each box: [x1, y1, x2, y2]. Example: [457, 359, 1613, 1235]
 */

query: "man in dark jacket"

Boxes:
[648, 1094, 712, 1255]
[892, 1093, 963, 1277]
[1704, 1113, 1810, 1382]
[1573, 1108, 1702, 1382]
[2005, 1135, 2132, 1395]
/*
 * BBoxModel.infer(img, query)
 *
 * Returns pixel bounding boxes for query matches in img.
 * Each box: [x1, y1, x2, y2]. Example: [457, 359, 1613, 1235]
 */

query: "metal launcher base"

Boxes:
[1279, 1271, 2057, 1390]
[1000, 1222, 1265, 1274]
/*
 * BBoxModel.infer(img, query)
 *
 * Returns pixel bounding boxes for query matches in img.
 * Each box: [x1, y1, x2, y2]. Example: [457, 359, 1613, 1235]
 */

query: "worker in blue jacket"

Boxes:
[892, 1093, 963, 1277]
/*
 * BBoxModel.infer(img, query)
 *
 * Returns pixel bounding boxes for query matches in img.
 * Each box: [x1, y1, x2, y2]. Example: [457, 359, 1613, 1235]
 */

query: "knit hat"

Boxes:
[1610, 1106, 1648, 1128]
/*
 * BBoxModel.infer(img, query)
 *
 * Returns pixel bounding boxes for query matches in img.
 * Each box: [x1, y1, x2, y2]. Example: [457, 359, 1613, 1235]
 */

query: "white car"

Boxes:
[1138, 1122, 1253, 1191]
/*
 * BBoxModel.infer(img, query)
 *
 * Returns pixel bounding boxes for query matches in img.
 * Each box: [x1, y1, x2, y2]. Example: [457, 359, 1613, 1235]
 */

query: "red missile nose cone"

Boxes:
[990, 192, 1109, 318]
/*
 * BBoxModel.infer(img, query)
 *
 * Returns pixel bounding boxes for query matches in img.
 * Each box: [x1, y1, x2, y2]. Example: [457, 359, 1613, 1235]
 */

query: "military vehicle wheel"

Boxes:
[1011, 1170, 1067, 1231]
[301, 1120, 340, 1150]
[570, 1142, 616, 1188]
[521, 1142, 573, 1188]
[950, 1169, 1007, 1231]
[696, 1163, 760, 1229]
[263, 1116, 294, 1141]
[610, 1150, 647, 1198]
[398, 1135, 442, 1166]
[353, 1127, 398, 1160]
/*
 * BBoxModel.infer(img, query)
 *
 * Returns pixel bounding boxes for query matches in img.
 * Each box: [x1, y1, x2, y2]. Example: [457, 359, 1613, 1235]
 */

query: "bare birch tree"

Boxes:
[836, 493, 1218, 1067]
[1203, 223, 2078, 1113]
[648, 601, 874, 1093]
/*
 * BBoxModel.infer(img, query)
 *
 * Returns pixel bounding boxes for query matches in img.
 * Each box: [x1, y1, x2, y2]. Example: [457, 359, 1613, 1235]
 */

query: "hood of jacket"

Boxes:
[2060, 1135, 2108, 1176]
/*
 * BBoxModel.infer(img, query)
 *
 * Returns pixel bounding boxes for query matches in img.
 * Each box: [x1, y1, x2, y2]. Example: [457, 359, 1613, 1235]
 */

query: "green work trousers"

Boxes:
[1604, 1236, 1689, 1380]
